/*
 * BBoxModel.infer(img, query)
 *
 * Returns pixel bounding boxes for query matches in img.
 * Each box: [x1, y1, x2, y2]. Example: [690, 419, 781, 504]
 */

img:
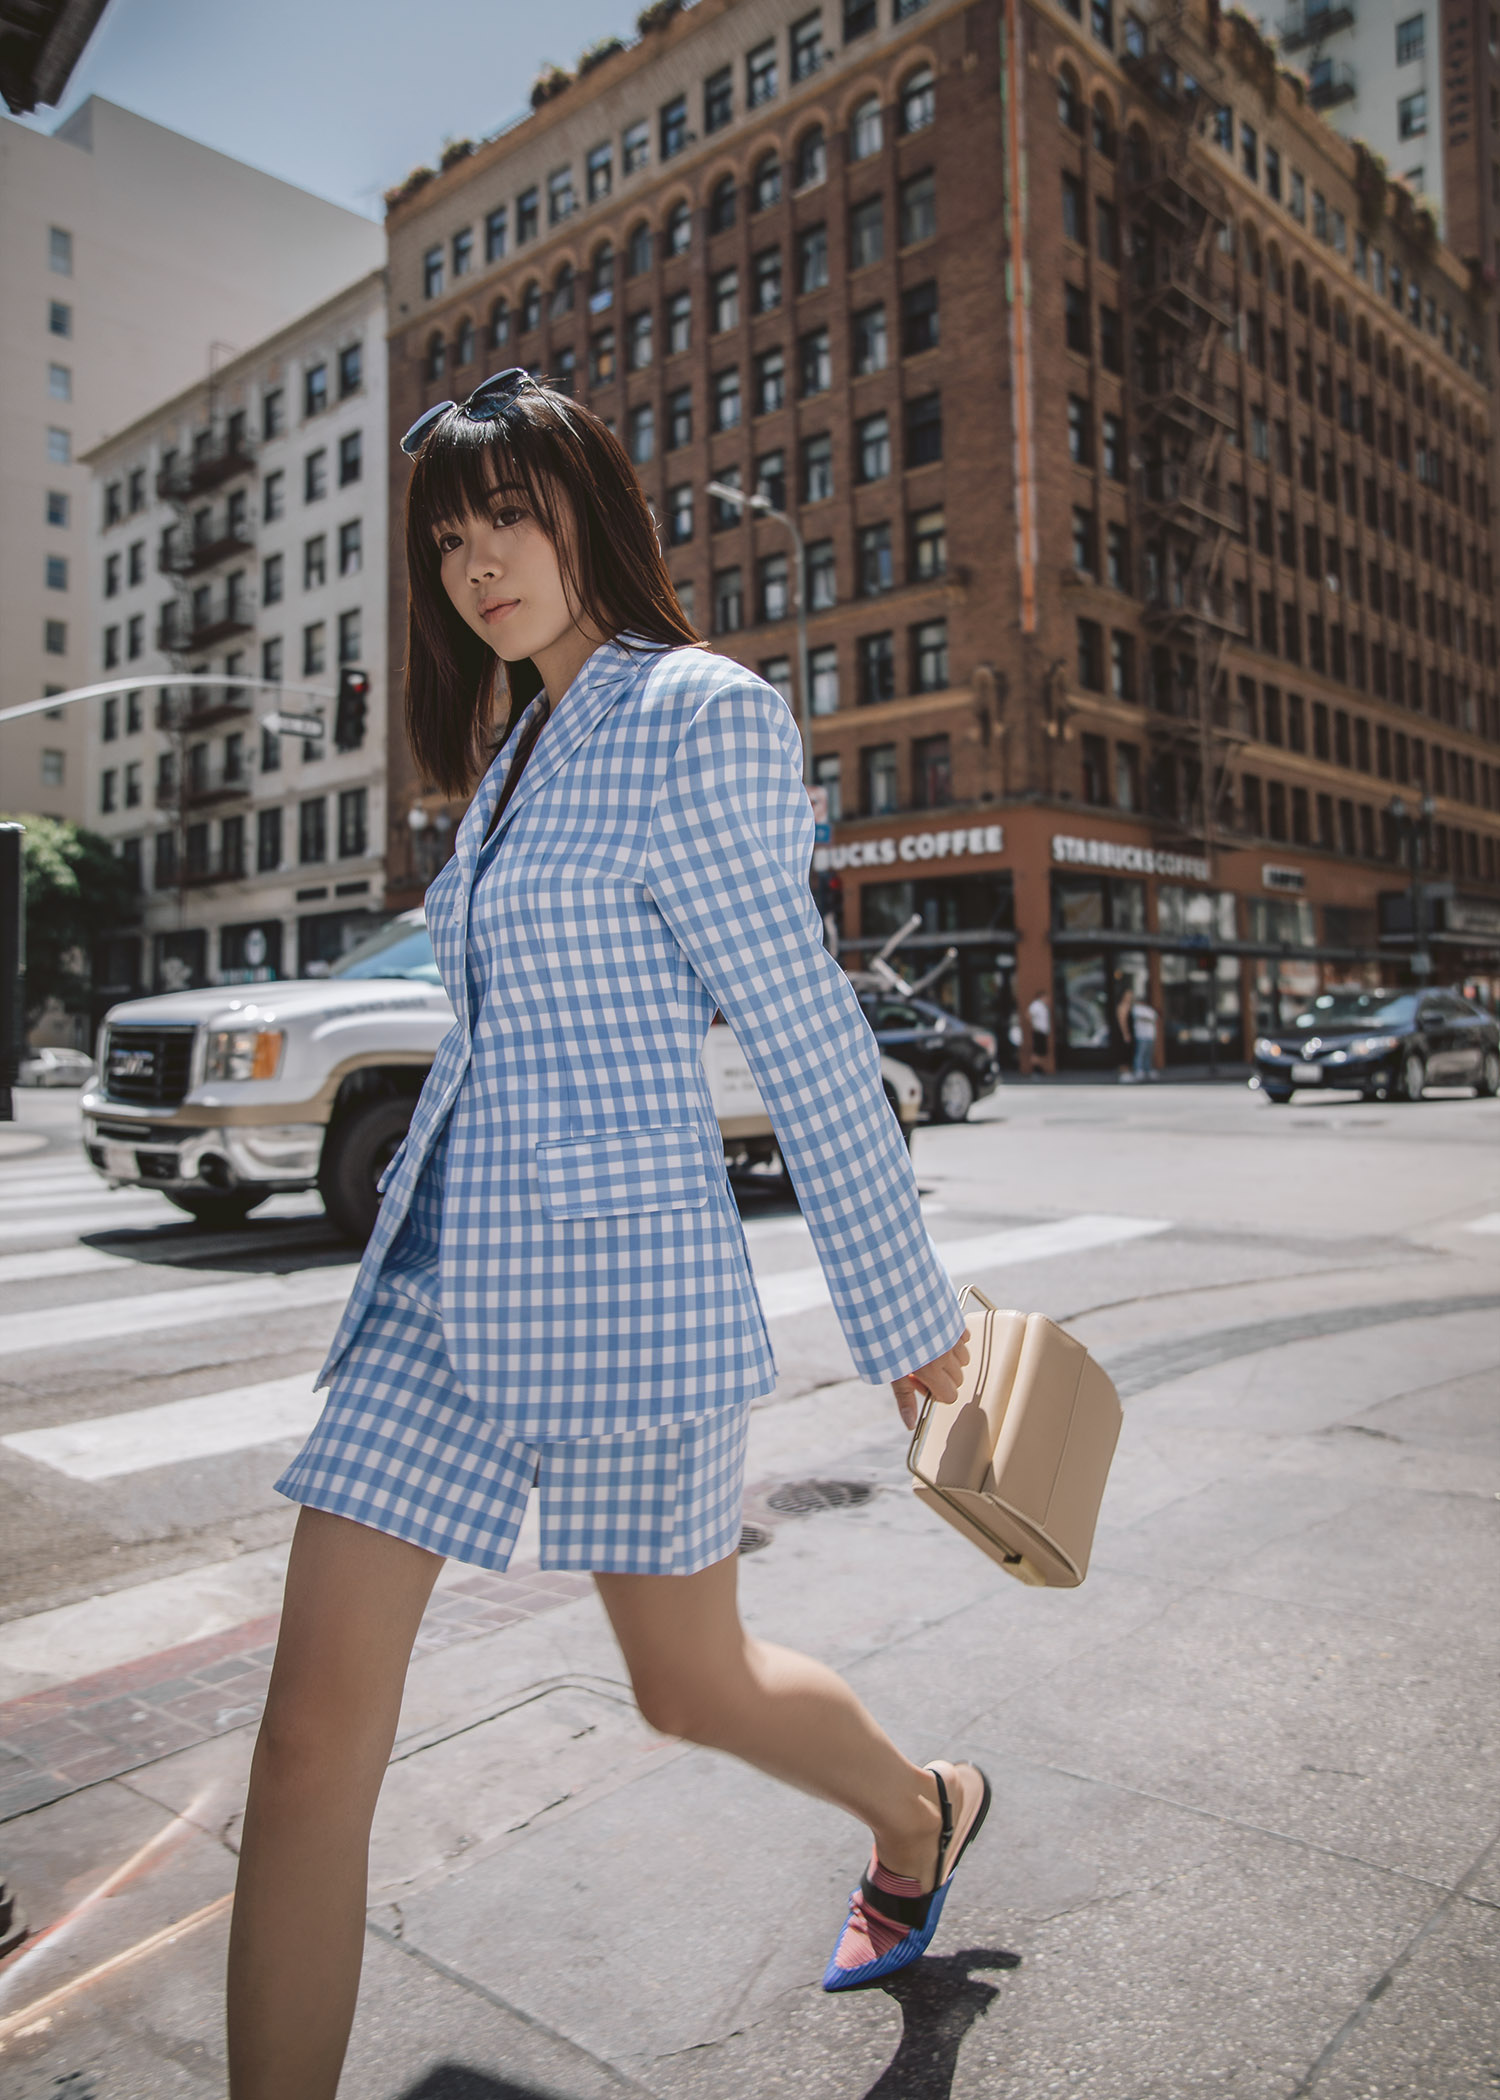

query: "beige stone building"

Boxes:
[0, 96, 382, 820]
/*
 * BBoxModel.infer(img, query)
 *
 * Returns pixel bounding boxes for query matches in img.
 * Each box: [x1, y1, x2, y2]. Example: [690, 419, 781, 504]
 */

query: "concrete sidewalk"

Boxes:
[1, 1239, 1497, 2099]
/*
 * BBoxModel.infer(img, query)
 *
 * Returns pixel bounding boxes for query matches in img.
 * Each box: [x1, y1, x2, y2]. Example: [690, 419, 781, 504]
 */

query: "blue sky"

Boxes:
[15, 0, 632, 218]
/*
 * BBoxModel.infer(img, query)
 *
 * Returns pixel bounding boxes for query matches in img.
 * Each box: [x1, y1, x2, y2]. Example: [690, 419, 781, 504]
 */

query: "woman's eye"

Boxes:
[436, 532, 462, 554]
[491, 506, 526, 529]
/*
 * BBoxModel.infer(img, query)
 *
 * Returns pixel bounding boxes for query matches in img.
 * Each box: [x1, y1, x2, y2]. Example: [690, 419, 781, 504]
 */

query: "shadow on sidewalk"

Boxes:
[396, 2071, 578, 2100]
[859, 1947, 1022, 2099]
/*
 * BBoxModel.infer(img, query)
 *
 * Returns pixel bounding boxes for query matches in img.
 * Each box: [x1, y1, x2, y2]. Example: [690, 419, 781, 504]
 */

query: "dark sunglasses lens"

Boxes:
[400, 401, 455, 457]
[464, 367, 530, 418]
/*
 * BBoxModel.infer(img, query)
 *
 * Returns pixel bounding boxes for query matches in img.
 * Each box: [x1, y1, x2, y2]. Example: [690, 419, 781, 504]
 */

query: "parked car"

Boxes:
[1254, 987, 1500, 1103]
[17, 1046, 95, 1087]
[852, 988, 1001, 1122]
[81, 910, 924, 1240]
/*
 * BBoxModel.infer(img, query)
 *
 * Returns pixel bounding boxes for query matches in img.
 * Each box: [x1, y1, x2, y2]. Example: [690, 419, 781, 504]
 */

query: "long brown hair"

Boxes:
[403, 383, 699, 795]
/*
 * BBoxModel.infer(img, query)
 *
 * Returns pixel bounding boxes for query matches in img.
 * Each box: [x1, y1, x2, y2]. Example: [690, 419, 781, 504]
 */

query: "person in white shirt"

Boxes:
[1027, 992, 1051, 1068]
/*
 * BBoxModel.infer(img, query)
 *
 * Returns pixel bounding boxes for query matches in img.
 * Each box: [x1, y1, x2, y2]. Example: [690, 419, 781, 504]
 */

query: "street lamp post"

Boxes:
[1387, 793, 1436, 984]
[704, 481, 811, 787]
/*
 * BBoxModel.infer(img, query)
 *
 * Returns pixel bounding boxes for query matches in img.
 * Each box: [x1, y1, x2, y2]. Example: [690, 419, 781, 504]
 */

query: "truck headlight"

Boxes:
[205, 1027, 284, 1082]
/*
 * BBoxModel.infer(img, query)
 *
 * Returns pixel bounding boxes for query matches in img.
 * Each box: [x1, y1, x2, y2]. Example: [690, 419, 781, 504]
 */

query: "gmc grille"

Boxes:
[103, 1025, 196, 1107]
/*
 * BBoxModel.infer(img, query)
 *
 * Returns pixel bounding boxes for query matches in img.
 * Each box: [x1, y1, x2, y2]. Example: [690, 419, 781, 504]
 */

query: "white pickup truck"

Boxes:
[81, 909, 922, 1240]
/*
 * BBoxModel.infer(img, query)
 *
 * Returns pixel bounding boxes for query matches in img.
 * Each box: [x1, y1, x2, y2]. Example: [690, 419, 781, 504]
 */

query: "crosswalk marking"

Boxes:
[3, 1374, 321, 1481]
[0, 1262, 360, 1356]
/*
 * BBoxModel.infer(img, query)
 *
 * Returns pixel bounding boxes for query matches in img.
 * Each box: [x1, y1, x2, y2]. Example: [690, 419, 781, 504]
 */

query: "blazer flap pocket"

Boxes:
[536, 1126, 711, 1219]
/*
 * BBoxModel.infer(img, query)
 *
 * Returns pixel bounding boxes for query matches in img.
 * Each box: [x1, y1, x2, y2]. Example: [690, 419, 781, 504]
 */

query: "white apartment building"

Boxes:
[82, 268, 389, 996]
[0, 96, 382, 821]
[1270, 3, 1446, 227]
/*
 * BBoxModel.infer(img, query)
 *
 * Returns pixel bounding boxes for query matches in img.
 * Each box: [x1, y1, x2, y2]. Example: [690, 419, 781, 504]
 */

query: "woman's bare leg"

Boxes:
[227, 1508, 443, 2100]
[595, 1554, 975, 1885]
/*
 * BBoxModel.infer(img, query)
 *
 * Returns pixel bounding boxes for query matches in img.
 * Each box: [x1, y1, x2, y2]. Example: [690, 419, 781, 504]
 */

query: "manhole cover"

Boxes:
[739, 1523, 774, 1556]
[766, 1479, 876, 1516]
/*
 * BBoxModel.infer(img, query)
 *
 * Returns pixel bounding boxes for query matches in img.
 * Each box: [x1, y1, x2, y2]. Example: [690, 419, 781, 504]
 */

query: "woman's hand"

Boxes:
[892, 1333, 971, 1432]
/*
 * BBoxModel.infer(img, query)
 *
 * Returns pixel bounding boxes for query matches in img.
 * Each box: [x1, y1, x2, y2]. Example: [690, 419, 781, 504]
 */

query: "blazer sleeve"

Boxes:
[643, 679, 965, 1383]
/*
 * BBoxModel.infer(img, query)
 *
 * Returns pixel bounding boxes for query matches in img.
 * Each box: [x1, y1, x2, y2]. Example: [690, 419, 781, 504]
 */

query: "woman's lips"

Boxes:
[479, 598, 519, 624]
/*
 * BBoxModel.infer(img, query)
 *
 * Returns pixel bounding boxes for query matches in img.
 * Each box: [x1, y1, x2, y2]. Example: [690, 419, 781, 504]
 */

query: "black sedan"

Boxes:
[1254, 988, 1500, 1103]
[855, 992, 1001, 1122]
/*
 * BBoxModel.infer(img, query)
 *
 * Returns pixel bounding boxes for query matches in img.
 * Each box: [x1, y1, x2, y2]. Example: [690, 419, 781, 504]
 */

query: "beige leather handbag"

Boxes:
[906, 1287, 1122, 1588]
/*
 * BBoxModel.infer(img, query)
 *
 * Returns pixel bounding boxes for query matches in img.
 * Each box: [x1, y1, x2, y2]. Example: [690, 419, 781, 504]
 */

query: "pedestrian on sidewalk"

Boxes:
[227, 371, 988, 2096]
[1027, 989, 1051, 1073]
[1117, 983, 1159, 1082]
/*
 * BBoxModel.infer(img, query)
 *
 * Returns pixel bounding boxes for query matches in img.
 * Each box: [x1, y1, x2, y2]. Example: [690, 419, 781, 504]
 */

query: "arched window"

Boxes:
[1374, 332, 1389, 377]
[1126, 123, 1150, 182]
[520, 280, 541, 332]
[1312, 280, 1329, 330]
[550, 263, 575, 318]
[1243, 224, 1261, 277]
[1291, 261, 1308, 313]
[709, 174, 737, 233]
[489, 297, 510, 349]
[794, 124, 826, 189]
[1333, 299, 1349, 346]
[453, 315, 475, 366]
[1411, 363, 1425, 409]
[625, 220, 653, 276]
[849, 94, 882, 161]
[553, 344, 576, 395]
[665, 201, 691, 255]
[1356, 315, 1370, 362]
[752, 151, 781, 211]
[1058, 64, 1082, 133]
[1265, 240, 1284, 294]
[590, 242, 615, 308]
[1391, 348, 1406, 392]
[425, 330, 446, 382]
[901, 66, 935, 136]
[1091, 93, 1116, 157]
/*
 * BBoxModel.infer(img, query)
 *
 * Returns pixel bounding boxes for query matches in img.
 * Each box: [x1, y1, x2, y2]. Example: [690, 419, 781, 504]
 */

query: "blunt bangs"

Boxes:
[402, 385, 698, 799]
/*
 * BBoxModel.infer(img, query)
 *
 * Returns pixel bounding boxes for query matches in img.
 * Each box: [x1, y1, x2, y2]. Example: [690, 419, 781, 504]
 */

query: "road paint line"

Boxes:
[0, 1894, 232, 2042]
[0, 1264, 357, 1357]
[2, 1374, 323, 1481]
[755, 1213, 1171, 1320]
[1463, 1212, 1500, 1235]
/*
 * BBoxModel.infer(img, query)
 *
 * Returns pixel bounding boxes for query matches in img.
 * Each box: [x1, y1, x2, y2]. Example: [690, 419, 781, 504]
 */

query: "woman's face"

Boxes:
[434, 483, 578, 664]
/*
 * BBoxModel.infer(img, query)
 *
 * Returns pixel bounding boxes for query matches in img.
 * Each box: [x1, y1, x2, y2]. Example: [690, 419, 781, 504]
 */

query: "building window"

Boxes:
[103, 624, 119, 667]
[304, 535, 327, 590]
[1115, 741, 1141, 810]
[1106, 521, 1129, 590]
[754, 249, 783, 313]
[338, 787, 368, 858]
[913, 619, 948, 692]
[47, 489, 69, 527]
[332, 431, 360, 487]
[791, 12, 822, 83]
[1110, 631, 1135, 698]
[667, 387, 692, 447]
[590, 328, 617, 385]
[1102, 412, 1124, 480]
[668, 484, 693, 544]
[1067, 396, 1091, 466]
[548, 167, 575, 225]
[850, 95, 883, 162]
[712, 267, 740, 334]
[852, 303, 887, 375]
[812, 751, 842, 819]
[44, 620, 66, 655]
[48, 362, 71, 401]
[1398, 91, 1426, 139]
[423, 246, 444, 299]
[862, 743, 898, 815]
[904, 393, 942, 466]
[660, 94, 688, 161]
[911, 507, 946, 579]
[1062, 171, 1084, 245]
[1099, 306, 1122, 372]
[807, 538, 836, 610]
[127, 613, 143, 659]
[802, 431, 834, 503]
[858, 521, 893, 595]
[335, 519, 361, 577]
[128, 538, 144, 583]
[1076, 617, 1104, 690]
[304, 450, 327, 503]
[844, 0, 877, 37]
[660, 289, 690, 358]
[898, 172, 935, 247]
[712, 367, 742, 430]
[810, 645, 839, 715]
[299, 798, 327, 864]
[304, 362, 329, 416]
[516, 187, 539, 244]
[102, 695, 118, 742]
[627, 309, 654, 371]
[1395, 13, 1423, 63]
[704, 65, 734, 136]
[902, 66, 936, 135]
[124, 761, 141, 808]
[1071, 507, 1097, 576]
[756, 345, 786, 413]
[262, 552, 284, 605]
[859, 632, 896, 705]
[303, 622, 326, 676]
[759, 550, 790, 621]
[747, 39, 778, 107]
[622, 120, 649, 176]
[755, 450, 786, 509]
[627, 402, 655, 463]
[857, 412, 891, 482]
[848, 197, 883, 271]
[794, 125, 827, 190]
[47, 426, 70, 464]
[1080, 734, 1108, 807]
[338, 609, 361, 665]
[800, 326, 832, 395]
[713, 566, 744, 633]
[1064, 284, 1090, 353]
[49, 225, 72, 274]
[797, 224, 829, 293]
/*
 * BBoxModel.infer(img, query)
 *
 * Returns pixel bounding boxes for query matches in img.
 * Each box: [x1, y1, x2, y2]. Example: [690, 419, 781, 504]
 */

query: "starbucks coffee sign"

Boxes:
[814, 822, 1005, 873]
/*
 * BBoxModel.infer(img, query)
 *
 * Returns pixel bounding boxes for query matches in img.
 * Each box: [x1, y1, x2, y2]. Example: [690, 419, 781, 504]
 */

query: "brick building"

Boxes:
[382, 0, 1499, 1071]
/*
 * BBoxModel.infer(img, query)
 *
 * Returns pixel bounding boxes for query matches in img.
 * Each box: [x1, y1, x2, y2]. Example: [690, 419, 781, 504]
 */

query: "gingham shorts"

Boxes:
[274, 1140, 751, 1575]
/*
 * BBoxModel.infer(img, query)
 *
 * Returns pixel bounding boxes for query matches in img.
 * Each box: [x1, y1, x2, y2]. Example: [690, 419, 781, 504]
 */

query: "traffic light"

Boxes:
[334, 668, 369, 752]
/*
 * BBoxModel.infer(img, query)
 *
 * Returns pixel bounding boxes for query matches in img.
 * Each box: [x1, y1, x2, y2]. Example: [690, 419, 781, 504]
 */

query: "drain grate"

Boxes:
[738, 1523, 774, 1556]
[765, 1479, 876, 1517]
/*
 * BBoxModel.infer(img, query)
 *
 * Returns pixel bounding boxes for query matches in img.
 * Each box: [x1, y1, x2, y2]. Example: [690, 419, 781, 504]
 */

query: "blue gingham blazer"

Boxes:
[318, 638, 963, 1438]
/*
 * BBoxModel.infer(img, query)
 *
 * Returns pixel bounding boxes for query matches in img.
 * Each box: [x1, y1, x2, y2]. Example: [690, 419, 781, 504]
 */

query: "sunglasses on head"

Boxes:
[400, 366, 535, 458]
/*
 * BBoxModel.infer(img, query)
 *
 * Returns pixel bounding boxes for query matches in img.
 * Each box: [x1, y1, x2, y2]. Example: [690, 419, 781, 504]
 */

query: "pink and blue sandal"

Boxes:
[822, 1760, 992, 1991]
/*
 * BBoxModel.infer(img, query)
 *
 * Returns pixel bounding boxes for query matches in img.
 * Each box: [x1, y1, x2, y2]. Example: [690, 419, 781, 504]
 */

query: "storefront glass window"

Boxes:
[1160, 953, 1241, 1063]
[860, 874, 1018, 1064]
[1157, 886, 1237, 941]
[1051, 874, 1146, 932]
[1056, 950, 1148, 1059]
[861, 873, 1014, 940]
[1254, 958, 1321, 1033]
[1246, 897, 1316, 946]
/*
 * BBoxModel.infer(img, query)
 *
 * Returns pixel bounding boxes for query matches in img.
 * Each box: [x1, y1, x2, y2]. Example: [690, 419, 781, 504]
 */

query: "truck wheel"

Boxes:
[933, 1065, 976, 1123]
[318, 1097, 414, 1244]
[165, 1191, 268, 1229]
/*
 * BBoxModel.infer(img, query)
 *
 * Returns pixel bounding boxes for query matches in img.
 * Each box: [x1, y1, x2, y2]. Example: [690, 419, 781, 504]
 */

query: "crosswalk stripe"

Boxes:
[0, 1263, 359, 1356]
[0, 1245, 169, 1285]
[3, 1374, 321, 1481]
[756, 1213, 1171, 1319]
[0, 1203, 171, 1246]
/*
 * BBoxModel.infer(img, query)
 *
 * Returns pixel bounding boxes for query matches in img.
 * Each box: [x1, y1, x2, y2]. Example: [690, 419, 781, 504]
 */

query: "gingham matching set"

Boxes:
[276, 639, 963, 1572]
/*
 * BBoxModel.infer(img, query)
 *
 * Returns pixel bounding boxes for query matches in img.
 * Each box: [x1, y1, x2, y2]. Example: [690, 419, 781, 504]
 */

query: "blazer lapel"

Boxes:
[478, 638, 656, 858]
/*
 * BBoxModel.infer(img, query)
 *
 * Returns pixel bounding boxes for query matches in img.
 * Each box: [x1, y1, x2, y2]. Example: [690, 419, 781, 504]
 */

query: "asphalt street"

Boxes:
[0, 1076, 1496, 2098]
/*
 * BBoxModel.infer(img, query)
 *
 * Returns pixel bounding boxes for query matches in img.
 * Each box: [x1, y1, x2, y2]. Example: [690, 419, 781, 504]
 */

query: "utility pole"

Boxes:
[1387, 794, 1435, 984]
[0, 825, 25, 1123]
[704, 480, 812, 786]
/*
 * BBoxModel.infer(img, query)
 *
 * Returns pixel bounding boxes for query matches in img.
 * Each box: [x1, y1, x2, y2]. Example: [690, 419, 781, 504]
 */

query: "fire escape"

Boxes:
[1122, 8, 1241, 865]
[153, 399, 258, 900]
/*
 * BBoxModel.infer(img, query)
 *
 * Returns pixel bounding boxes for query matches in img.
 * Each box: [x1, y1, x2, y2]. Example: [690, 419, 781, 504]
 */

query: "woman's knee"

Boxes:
[628, 1648, 755, 1745]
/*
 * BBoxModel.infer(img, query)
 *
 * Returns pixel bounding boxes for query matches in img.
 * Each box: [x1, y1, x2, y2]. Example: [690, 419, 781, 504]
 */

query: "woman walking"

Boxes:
[226, 373, 987, 2096]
